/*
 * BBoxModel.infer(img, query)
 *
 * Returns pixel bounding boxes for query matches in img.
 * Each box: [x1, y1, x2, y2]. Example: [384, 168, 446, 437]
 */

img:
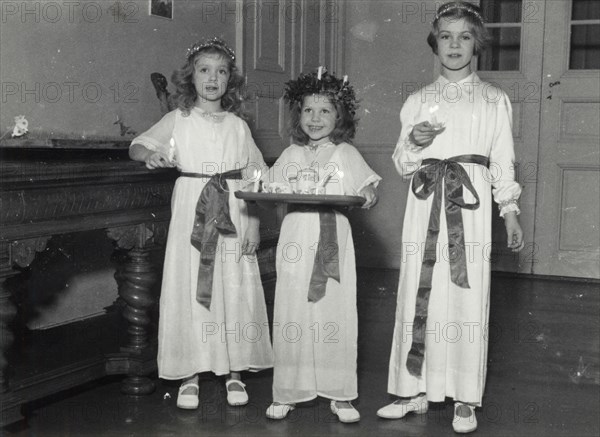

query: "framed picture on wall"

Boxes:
[150, 0, 173, 19]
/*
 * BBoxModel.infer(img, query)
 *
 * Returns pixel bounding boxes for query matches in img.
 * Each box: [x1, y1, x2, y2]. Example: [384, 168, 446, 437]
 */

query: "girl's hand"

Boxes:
[359, 184, 378, 209]
[409, 121, 445, 147]
[504, 212, 524, 252]
[145, 151, 175, 169]
[242, 220, 261, 255]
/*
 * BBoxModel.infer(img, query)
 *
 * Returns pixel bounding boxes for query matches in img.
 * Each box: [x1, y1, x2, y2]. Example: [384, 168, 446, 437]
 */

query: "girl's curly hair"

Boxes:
[285, 70, 359, 145]
[288, 97, 358, 145]
[171, 40, 245, 117]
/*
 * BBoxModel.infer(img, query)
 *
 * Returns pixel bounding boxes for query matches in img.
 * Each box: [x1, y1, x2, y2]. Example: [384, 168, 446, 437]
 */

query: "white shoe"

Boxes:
[266, 403, 296, 419]
[225, 379, 248, 406]
[452, 402, 477, 433]
[376, 394, 428, 419]
[330, 401, 360, 423]
[176, 381, 199, 409]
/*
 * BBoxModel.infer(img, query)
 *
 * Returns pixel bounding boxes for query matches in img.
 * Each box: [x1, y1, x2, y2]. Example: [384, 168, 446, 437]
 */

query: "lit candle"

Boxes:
[317, 66, 323, 80]
[253, 169, 262, 192]
[168, 137, 176, 163]
[337, 170, 345, 194]
[428, 105, 440, 126]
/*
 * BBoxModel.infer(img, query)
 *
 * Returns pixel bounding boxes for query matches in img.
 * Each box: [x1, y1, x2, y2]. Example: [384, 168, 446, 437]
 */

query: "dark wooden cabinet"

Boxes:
[0, 141, 278, 425]
[0, 141, 175, 425]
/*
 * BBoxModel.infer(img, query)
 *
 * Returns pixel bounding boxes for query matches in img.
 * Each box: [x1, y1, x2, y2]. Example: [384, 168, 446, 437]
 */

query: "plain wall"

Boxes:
[0, 0, 239, 327]
[0, 0, 237, 140]
[343, 0, 436, 268]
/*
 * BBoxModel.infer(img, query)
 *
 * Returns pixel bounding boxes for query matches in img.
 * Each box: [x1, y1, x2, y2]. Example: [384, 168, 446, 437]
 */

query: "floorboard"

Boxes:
[3, 269, 599, 436]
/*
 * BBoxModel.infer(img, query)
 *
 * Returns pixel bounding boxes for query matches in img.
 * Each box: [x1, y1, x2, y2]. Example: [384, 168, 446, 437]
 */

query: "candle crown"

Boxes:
[283, 67, 358, 116]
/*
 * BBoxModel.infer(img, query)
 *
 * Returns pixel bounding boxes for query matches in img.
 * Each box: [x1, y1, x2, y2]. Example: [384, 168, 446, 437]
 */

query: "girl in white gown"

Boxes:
[377, 3, 524, 433]
[264, 70, 381, 423]
[129, 37, 272, 410]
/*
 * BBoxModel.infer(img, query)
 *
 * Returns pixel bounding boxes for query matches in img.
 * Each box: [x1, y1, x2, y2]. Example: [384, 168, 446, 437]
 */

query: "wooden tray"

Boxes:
[235, 191, 365, 207]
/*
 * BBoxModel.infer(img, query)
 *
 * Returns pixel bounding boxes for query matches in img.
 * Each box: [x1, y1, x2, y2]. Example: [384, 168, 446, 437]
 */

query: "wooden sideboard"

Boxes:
[0, 141, 278, 425]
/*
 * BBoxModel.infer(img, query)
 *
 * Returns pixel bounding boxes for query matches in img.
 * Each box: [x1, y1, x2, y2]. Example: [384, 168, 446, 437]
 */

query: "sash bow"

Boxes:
[185, 169, 243, 309]
[406, 154, 489, 376]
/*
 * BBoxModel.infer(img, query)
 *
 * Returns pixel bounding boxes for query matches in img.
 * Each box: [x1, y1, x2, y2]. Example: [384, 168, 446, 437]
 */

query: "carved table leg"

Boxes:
[116, 247, 158, 394]
[108, 224, 165, 395]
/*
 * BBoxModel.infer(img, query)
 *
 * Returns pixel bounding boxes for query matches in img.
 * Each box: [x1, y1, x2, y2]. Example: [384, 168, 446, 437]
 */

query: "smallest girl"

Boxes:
[264, 69, 381, 423]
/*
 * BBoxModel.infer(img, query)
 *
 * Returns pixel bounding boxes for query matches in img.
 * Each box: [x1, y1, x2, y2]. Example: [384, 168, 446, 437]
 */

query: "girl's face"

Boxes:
[300, 94, 337, 145]
[436, 17, 475, 80]
[193, 53, 230, 105]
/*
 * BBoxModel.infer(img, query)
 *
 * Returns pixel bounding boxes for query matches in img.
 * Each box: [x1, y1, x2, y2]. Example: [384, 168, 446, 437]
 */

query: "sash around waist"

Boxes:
[415, 155, 491, 187]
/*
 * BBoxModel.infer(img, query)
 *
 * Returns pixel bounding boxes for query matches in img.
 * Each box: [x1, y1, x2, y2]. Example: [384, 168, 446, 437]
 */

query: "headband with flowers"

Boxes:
[283, 67, 358, 116]
[186, 36, 236, 61]
[434, 2, 485, 24]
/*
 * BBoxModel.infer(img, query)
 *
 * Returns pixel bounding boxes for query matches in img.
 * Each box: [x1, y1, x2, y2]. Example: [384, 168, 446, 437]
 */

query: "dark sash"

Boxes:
[406, 154, 489, 377]
[182, 169, 243, 309]
[289, 206, 340, 302]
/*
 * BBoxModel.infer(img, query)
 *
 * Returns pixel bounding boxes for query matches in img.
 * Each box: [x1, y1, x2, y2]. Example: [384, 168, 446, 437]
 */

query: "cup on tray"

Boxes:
[296, 168, 318, 194]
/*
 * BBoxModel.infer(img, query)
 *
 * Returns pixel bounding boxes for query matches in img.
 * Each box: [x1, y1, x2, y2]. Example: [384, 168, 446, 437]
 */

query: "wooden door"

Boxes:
[466, 0, 599, 278]
[533, 0, 600, 278]
[238, 0, 343, 160]
[236, 0, 343, 231]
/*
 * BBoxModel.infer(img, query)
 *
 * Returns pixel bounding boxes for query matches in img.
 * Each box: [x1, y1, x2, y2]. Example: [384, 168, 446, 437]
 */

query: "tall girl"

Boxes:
[129, 37, 272, 410]
[264, 70, 381, 423]
[377, 2, 524, 433]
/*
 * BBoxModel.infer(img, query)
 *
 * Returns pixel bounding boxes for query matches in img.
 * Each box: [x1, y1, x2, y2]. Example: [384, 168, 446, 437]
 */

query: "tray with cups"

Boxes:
[234, 168, 365, 207]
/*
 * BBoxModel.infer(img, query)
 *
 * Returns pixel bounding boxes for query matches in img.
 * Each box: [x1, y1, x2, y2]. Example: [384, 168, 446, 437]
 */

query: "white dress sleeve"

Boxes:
[392, 93, 424, 178]
[337, 143, 382, 195]
[129, 111, 176, 156]
[489, 90, 522, 217]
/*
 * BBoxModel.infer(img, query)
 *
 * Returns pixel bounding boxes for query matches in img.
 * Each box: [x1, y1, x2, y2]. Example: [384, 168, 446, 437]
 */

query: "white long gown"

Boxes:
[267, 142, 381, 404]
[388, 73, 521, 405]
[131, 107, 273, 380]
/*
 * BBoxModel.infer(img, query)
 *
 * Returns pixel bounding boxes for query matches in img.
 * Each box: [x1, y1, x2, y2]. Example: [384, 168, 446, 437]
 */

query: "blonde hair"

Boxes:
[171, 39, 245, 117]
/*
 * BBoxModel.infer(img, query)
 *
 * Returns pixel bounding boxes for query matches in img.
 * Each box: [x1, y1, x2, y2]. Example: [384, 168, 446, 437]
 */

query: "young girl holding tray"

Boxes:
[264, 69, 381, 423]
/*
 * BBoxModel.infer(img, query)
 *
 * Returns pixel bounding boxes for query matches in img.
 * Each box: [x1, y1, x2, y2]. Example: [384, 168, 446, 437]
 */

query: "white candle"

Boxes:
[429, 105, 440, 125]
[253, 169, 262, 192]
[343, 75, 348, 84]
[317, 66, 323, 80]
[168, 137, 176, 162]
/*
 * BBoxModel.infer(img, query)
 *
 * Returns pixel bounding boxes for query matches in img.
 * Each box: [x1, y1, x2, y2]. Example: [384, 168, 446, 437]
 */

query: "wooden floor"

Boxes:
[3, 269, 599, 436]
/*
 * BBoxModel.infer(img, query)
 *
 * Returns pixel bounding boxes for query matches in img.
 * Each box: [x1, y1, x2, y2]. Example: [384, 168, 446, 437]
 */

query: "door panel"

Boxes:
[241, 0, 292, 160]
[237, 0, 343, 230]
[470, 0, 599, 278]
[241, 0, 342, 160]
[533, 0, 600, 278]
